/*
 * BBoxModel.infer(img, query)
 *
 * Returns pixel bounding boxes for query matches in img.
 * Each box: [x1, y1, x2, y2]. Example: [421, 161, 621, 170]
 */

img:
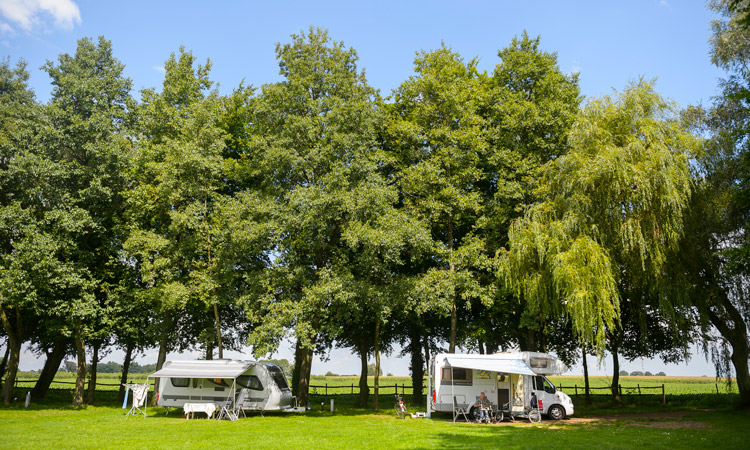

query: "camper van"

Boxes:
[150, 359, 297, 412]
[428, 352, 574, 420]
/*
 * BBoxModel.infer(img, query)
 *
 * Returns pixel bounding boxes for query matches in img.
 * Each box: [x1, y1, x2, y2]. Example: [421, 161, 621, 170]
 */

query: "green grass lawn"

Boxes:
[1, 374, 748, 449]
[1, 401, 748, 449]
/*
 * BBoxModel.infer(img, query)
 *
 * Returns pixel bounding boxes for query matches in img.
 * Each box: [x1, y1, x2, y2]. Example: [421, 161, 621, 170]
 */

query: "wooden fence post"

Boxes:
[574, 385, 578, 396]
[637, 384, 641, 396]
[325, 383, 328, 396]
[351, 383, 353, 395]
[662, 384, 666, 405]
[618, 385, 622, 397]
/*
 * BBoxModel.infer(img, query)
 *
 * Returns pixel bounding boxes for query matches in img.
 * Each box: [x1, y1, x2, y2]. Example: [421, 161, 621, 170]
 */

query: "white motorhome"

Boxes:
[149, 359, 297, 413]
[427, 352, 574, 420]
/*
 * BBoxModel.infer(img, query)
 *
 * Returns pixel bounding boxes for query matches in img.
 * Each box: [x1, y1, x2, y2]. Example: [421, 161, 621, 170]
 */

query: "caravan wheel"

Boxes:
[547, 405, 565, 420]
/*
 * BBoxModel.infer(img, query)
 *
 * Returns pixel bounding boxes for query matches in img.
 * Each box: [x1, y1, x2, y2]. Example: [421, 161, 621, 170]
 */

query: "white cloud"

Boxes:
[659, 0, 670, 7]
[153, 65, 166, 73]
[0, 20, 14, 35]
[0, 0, 81, 32]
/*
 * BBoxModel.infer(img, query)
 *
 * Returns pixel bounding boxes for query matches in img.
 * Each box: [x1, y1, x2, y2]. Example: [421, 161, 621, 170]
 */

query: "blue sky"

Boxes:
[1, 0, 724, 107]
[0, 1, 726, 377]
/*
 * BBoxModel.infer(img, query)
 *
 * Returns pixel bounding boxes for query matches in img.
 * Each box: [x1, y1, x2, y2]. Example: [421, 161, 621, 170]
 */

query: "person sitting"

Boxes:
[475, 392, 491, 423]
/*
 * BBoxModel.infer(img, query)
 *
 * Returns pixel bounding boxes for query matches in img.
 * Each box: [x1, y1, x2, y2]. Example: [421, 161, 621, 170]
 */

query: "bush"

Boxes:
[619, 370, 629, 376]
[656, 371, 666, 376]
[644, 371, 653, 376]
[325, 371, 339, 376]
[630, 371, 644, 376]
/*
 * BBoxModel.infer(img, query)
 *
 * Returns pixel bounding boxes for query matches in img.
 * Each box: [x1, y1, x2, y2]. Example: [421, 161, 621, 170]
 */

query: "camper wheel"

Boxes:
[547, 405, 565, 420]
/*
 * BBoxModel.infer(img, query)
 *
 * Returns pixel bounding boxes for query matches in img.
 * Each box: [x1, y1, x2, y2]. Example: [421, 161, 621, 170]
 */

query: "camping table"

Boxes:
[184, 402, 217, 419]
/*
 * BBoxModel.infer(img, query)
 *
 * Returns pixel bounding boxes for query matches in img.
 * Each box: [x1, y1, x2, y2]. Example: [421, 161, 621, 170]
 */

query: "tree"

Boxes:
[387, 45, 491, 354]
[245, 27, 384, 408]
[674, 0, 750, 408]
[501, 80, 698, 401]
[126, 47, 231, 402]
[0, 57, 39, 404]
[483, 33, 581, 352]
[41, 36, 134, 406]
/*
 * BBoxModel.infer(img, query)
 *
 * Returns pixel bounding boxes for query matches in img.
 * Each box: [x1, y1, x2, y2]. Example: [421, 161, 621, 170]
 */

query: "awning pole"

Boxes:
[426, 356, 432, 419]
[451, 365, 455, 424]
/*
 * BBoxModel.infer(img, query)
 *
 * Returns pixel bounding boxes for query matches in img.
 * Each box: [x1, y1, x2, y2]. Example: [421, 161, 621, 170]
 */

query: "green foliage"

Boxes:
[501, 80, 698, 350]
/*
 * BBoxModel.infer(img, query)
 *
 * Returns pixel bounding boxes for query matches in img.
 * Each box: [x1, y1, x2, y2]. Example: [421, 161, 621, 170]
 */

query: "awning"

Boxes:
[443, 355, 536, 376]
[148, 360, 256, 379]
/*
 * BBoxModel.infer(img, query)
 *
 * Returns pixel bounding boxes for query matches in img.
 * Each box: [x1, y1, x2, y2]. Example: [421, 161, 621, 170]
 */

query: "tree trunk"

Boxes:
[356, 339, 369, 408]
[0, 344, 9, 379]
[205, 342, 214, 360]
[478, 340, 485, 355]
[291, 340, 302, 398]
[423, 334, 430, 375]
[118, 342, 134, 403]
[31, 339, 67, 401]
[706, 295, 750, 408]
[86, 342, 100, 405]
[373, 320, 381, 411]
[611, 345, 622, 403]
[213, 303, 223, 359]
[410, 326, 424, 404]
[582, 345, 591, 406]
[72, 336, 86, 407]
[151, 316, 170, 406]
[731, 343, 750, 409]
[296, 345, 314, 408]
[0, 307, 24, 405]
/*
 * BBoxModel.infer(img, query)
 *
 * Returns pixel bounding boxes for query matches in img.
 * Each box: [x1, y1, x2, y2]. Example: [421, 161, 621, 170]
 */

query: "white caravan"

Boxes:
[149, 359, 298, 413]
[427, 352, 574, 420]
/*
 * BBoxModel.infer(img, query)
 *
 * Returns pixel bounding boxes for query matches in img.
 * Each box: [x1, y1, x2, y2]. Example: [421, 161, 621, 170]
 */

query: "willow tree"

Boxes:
[501, 80, 698, 398]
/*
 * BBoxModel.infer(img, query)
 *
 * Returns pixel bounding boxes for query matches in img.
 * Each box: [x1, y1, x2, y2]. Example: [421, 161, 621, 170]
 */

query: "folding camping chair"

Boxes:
[124, 382, 149, 417]
[217, 388, 250, 421]
[453, 396, 470, 424]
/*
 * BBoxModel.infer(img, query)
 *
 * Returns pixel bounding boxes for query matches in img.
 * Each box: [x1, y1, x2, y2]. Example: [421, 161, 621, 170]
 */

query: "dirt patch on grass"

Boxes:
[469, 410, 711, 429]
[560, 410, 711, 429]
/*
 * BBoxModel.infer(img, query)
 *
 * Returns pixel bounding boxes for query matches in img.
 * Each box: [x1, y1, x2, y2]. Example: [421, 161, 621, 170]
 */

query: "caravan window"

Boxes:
[204, 378, 229, 388]
[529, 358, 550, 369]
[265, 365, 290, 390]
[237, 375, 263, 391]
[441, 367, 472, 385]
[170, 378, 190, 388]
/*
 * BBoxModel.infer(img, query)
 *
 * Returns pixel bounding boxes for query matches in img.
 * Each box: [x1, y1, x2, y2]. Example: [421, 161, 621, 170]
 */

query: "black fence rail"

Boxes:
[558, 383, 666, 404]
[5, 378, 156, 388]
[309, 383, 414, 397]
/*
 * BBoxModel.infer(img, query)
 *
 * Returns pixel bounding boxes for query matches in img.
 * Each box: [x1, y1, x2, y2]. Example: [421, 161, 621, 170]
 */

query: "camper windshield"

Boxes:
[265, 364, 290, 390]
[534, 376, 556, 394]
